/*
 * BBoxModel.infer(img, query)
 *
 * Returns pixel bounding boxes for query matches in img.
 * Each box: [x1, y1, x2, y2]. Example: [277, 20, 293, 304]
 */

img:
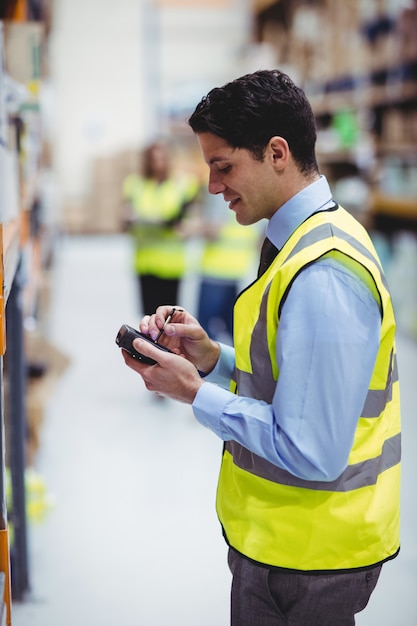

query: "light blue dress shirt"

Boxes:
[192, 177, 381, 481]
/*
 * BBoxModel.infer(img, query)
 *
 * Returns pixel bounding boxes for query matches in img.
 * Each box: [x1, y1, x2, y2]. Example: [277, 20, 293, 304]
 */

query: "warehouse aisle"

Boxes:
[11, 233, 417, 626]
[11, 233, 230, 626]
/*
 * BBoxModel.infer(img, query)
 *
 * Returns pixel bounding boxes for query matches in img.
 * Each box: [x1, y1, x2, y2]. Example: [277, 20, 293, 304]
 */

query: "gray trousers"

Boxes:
[228, 548, 382, 626]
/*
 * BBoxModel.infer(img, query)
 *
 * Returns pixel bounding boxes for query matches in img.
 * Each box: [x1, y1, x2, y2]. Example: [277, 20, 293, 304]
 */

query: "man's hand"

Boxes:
[139, 305, 220, 375]
[121, 305, 221, 403]
[122, 340, 203, 404]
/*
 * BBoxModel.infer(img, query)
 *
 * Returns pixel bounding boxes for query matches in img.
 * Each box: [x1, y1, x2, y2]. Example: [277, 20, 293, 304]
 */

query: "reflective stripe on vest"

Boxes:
[217, 205, 401, 571]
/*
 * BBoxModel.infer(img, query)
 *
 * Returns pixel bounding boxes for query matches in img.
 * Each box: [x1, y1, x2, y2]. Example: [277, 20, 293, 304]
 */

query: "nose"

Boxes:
[208, 170, 226, 195]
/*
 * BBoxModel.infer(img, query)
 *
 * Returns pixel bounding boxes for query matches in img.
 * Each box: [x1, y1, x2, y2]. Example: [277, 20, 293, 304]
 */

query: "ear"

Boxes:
[269, 136, 289, 171]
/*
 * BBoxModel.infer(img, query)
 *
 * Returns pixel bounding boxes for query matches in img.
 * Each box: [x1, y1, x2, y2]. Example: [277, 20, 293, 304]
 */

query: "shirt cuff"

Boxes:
[203, 342, 235, 387]
[192, 382, 233, 440]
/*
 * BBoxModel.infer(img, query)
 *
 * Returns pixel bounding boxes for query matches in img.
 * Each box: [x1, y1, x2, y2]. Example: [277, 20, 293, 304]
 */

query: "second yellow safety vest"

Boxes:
[200, 218, 259, 281]
[123, 174, 199, 278]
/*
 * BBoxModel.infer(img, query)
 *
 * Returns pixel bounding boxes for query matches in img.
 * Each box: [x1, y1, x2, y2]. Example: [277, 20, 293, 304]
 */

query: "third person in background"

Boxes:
[197, 191, 262, 345]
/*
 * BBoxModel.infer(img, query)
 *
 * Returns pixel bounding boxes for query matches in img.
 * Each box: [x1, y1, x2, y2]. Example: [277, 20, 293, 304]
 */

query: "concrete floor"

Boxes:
[11, 233, 417, 625]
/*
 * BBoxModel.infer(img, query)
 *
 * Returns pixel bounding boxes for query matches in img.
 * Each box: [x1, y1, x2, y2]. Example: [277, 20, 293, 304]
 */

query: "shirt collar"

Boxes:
[266, 176, 334, 251]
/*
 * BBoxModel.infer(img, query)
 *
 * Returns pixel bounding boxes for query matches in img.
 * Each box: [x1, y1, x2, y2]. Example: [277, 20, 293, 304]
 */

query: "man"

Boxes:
[121, 70, 401, 626]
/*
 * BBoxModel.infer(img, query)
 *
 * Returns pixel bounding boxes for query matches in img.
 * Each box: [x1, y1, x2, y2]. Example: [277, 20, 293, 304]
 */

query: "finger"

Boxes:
[154, 304, 178, 323]
[132, 337, 175, 366]
[148, 306, 187, 341]
[121, 348, 146, 373]
[162, 321, 204, 340]
[139, 315, 151, 333]
[143, 305, 178, 340]
[122, 347, 162, 385]
[122, 347, 143, 364]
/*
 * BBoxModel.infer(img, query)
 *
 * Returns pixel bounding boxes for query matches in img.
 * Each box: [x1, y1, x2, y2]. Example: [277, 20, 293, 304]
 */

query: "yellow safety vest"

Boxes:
[123, 174, 199, 278]
[200, 219, 259, 281]
[217, 205, 401, 571]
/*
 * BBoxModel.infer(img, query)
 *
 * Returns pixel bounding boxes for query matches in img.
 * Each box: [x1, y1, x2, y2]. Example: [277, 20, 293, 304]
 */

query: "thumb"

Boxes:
[132, 337, 173, 365]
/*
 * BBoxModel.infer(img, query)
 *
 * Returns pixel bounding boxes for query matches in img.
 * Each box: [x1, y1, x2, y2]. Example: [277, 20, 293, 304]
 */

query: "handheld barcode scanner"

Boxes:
[116, 307, 182, 365]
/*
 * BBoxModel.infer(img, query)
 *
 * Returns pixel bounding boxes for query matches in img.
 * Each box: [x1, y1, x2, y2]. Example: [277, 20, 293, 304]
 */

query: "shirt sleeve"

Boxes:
[192, 258, 381, 481]
[202, 342, 235, 387]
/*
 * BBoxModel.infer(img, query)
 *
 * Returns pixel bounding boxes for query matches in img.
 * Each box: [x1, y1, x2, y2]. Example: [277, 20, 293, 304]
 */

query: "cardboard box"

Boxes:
[0, 145, 20, 223]
[398, 7, 417, 62]
[3, 21, 44, 85]
[0, 22, 7, 145]
[24, 330, 71, 465]
[61, 199, 93, 234]
[88, 151, 141, 233]
[88, 184, 124, 233]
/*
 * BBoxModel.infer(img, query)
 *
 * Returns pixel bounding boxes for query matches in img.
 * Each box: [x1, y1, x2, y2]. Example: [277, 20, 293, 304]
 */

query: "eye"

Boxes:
[218, 165, 231, 174]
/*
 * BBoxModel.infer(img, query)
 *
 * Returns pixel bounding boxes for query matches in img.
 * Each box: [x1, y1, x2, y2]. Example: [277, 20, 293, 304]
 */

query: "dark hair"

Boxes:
[142, 141, 170, 180]
[188, 69, 318, 175]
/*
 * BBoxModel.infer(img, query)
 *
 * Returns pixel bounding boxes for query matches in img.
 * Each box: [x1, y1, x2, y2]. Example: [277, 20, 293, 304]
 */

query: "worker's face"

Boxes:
[197, 132, 280, 225]
[150, 144, 169, 178]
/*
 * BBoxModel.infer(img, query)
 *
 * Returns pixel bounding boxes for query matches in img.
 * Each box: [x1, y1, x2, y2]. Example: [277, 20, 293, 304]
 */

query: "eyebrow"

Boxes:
[209, 156, 228, 165]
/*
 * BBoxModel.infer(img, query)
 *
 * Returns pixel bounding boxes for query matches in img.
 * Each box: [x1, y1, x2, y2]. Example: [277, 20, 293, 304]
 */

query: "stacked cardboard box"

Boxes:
[382, 109, 417, 146]
[62, 149, 140, 234]
[258, 0, 416, 93]
[88, 150, 140, 233]
[23, 329, 71, 467]
[3, 21, 44, 87]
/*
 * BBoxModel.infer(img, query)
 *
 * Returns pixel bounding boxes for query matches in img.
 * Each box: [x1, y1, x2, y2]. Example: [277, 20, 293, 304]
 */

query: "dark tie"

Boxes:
[257, 237, 279, 277]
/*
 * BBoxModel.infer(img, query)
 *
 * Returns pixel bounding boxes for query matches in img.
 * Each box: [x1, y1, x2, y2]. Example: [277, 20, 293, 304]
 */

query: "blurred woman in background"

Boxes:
[123, 140, 200, 315]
